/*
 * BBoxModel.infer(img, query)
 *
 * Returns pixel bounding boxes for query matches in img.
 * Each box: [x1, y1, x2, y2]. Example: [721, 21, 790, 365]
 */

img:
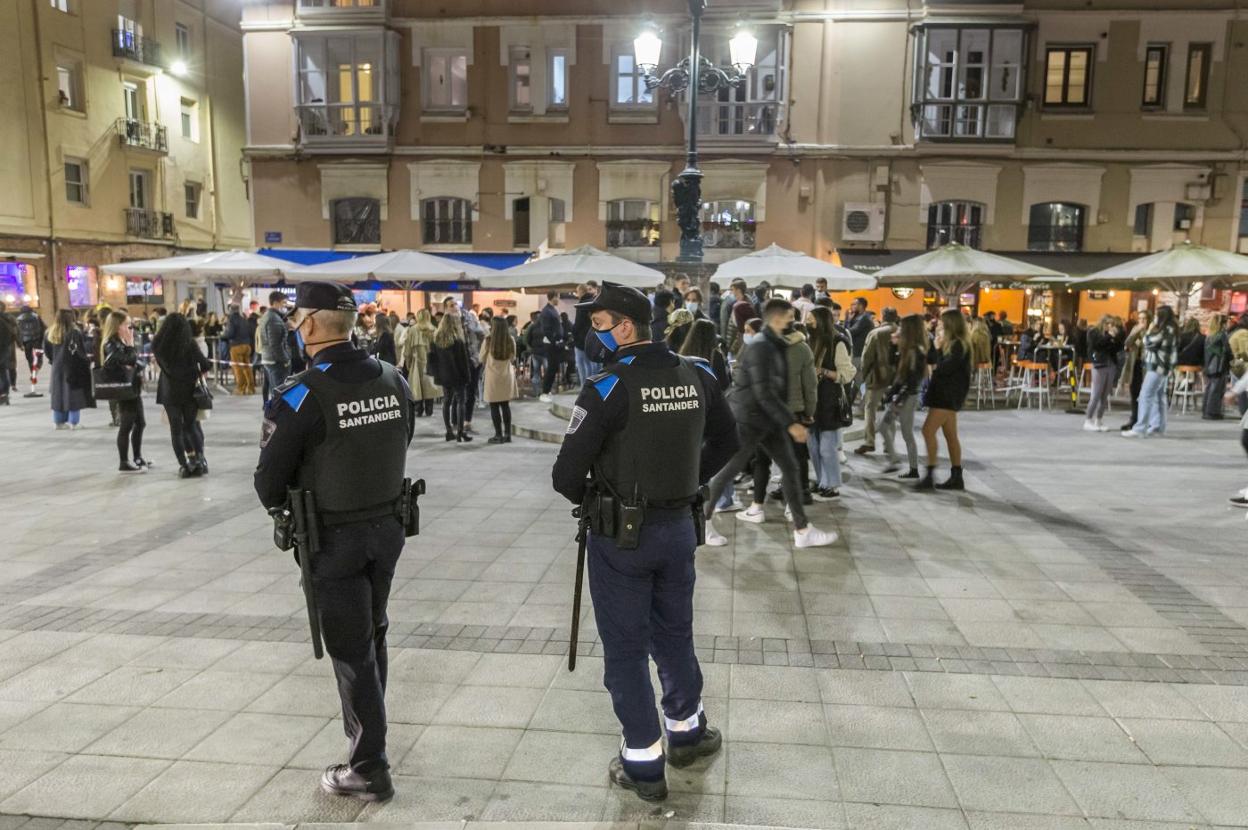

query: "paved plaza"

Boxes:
[1, 390, 1247, 829]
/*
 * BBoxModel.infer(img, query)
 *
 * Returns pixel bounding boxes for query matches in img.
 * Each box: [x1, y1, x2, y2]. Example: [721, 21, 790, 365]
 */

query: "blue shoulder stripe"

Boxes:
[592, 374, 621, 400]
[282, 383, 310, 412]
[694, 360, 716, 380]
[618, 355, 636, 365]
[315, 362, 332, 371]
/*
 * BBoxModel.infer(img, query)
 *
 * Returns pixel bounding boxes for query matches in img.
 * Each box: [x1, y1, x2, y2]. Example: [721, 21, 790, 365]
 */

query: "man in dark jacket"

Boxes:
[539, 291, 564, 401]
[651, 289, 675, 343]
[0, 302, 16, 404]
[259, 290, 292, 402]
[572, 281, 599, 384]
[704, 298, 837, 549]
[15, 305, 44, 395]
[846, 297, 875, 364]
[223, 306, 255, 394]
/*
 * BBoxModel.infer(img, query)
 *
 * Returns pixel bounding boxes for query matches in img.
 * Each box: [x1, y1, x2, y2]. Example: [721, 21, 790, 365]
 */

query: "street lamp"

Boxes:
[634, 3, 757, 263]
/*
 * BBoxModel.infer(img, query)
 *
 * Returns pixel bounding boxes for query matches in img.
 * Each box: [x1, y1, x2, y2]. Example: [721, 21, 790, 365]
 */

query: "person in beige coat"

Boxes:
[398, 308, 440, 416]
[481, 316, 517, 443]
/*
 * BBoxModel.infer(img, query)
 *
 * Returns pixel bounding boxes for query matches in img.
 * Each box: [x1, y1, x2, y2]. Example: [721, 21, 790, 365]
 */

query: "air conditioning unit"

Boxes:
[841, 202, 885, 242]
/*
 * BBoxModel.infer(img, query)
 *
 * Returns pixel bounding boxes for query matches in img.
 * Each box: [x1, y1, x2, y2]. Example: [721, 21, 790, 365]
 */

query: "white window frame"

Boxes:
[700, 200, 756, 250]
[422, 48, 468, 113]
[64, 158, 88, 205]
[605, 199, 659, 249]
[175, 22, 191, 59]
[180, 98, 199, 141]
[913, 26, 1025, 141]
[128, 169, 150, 210]
[184, 181, 201, 219]
[56, 58, 84, 111]
[509, 45, 532, 113]
[50, 0, 70, 13]
[610, 46, 654, 109]
[123, 81, 144, 122]
[926, 200, 985, 249]
[548, 47, 569, 110]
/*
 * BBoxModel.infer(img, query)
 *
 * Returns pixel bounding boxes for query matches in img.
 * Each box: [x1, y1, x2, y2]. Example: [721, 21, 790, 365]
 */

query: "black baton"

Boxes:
[568, 501, 590, 672]
[289, 487, 324, 660]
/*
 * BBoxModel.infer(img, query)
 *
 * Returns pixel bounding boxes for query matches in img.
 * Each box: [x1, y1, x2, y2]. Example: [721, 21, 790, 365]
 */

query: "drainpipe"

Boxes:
[31, 0, 60, 316]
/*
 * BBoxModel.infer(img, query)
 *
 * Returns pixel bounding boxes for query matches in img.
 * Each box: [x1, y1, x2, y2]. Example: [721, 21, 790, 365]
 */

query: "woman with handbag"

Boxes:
[917, 309, 973, 491]
[806, 306, 856, 500]
[481, 316, 517, 443]
[100, 311, 149, 472]
[43, 308, 93, 430]
[152, 313, 212, 477]
[429, 309, 473, 443]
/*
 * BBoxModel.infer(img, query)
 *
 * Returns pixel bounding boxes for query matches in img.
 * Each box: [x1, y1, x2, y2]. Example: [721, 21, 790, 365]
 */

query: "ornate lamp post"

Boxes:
[634, 2, 757, 264]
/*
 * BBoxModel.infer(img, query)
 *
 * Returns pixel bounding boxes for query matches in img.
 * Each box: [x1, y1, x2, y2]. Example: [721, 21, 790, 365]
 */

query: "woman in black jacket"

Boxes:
[1083, 315, 1122, 432]
[373, 313, 397, 365]
[429, 310, 473, 442]
[152, 313, 212, 477]
[100, 311, 148, 472]
[917, 309, 972, 491]
[677, 319, 731, 391]
[879, 314, 928, 478]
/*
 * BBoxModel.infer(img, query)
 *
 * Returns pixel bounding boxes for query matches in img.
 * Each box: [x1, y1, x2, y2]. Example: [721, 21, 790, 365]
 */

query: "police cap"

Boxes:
[295, 281, 357, 312]
[575, 281, 650, 324]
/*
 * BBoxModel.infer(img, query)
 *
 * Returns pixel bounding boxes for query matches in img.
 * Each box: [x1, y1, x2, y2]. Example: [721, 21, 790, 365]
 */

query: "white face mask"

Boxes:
[686, 302, 700, 314]
[743, 332, 761, 345]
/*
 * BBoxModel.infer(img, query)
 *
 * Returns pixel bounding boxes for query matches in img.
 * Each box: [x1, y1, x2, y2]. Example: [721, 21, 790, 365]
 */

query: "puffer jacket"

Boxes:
[102, 336, 142, 395]
[783, 331, 817, 419]
[727, 327, 795, 430]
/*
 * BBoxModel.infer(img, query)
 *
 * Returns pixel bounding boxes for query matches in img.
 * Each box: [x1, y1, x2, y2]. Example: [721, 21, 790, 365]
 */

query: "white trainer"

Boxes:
[538, 393, 553, 403]
[703, 526, 728, 547]
[1095, 418, 1109, 432]
[794, 525, 838, 548]
[714, 495, 744, 513]
[737, 505, 766, 524]
[1082, 420, 1099, 432]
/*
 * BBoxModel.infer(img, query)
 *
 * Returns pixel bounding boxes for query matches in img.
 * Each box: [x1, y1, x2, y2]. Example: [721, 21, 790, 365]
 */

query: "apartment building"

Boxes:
[240, 0, 1248, 319]
[0, 0, 250, 316]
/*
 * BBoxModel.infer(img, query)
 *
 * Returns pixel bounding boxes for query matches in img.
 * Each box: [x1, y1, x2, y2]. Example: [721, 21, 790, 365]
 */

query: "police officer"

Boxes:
[551, 282, 738, 801]
[254, 282, 416, 803]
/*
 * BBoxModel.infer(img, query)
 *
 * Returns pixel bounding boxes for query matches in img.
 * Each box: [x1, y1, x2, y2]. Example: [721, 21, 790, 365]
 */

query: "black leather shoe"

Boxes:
[607, 756, 667, 802]
[320, 764, 394, 802]
[666, 726, 723, 768]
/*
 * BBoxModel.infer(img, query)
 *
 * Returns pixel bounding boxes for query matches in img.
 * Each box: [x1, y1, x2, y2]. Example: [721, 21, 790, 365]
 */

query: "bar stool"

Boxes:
[973, 362, 995, 409]
[1001, 356, 1028, 406]
[1170, 365, 1203, 414]
[1016, 360, 1052, 410]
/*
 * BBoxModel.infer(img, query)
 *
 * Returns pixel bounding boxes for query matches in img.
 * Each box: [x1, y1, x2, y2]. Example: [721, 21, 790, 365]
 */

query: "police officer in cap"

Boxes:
[552, 281, 738, 801]
[254, 281, 416, 802]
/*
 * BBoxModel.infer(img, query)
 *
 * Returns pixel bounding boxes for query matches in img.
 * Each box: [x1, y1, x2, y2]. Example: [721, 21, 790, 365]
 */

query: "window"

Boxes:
[331, 197, 381, 245]
[1133, 202, 1153, 236]
[56, 60, 83, 110]
[1027, 202, 1085, 252]
[549, 197, 567, 248]
[1184, 43, 1211, 110]
[64, 159, 87, 204]
[926, 201, 984, 249]
[1174, 202, 1196, 231]
[697, 26, 785, 138]
[1142, 44, 1167, 108]
[509, 46, 532, 112]
[548, 48, 569, 110]
[128, 170, 150, 210]
[296, 34, 394, 139]
[605, 199, 659, 248]
[180, 98, 198, 141]
[49, 0, 70, 12]
[184, 182, 201, 219]
[914, 27, 1024, 140]
[701, 200, 756, 249]
[611, 49, 653, 108]
[421, 197, 472, 244]
[123, 82, 143, 121]
[423, 49, 467, 112]
[175, 23, 190, 59]
[1043, 46, 1093, 108]
[513, 197, 530, 247]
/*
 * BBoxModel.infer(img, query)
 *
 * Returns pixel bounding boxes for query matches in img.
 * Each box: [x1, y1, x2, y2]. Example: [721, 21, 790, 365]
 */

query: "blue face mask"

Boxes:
[594, 322, 622, 353]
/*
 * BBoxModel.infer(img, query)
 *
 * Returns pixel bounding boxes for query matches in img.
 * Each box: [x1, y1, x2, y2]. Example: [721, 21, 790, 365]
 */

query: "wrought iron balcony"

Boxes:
[115, 119, 168, 154]
[694, 101, 781, 140]
[124, 208, 174, 240]
[606, 219, 660, 249]
[112, 29, 163, 68]
[295, 103, 398, 150]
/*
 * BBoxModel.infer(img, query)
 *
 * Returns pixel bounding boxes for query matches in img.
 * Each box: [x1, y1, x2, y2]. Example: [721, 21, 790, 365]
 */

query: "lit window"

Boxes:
[184, 182, 201, 219]
[606, 200, 659, 248]
[1184, 43, 1211, 110]
[65, 159, 88, 204]
[926, 201, 984, 249]
[49, 0, 70, 13]
[612, 49, 653, 108]
[423, 50, 467, 112]
[510, 46, 531, 112]
[422, 197, 472, 245]
[1043, 46, 1094, 108]
[180, 98, 198, 141]
[1142, 44, 1167, 108]
[914, 27, 1024, 140]
[56, 60, 83, 110]
[700, 200, 756, 249]
[1027, 202, 1085, 252]
[548, 48, 569, 109]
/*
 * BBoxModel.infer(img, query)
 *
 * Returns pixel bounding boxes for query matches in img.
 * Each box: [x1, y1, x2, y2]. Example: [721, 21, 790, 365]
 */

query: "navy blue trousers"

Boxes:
[587, 516, 704, 772]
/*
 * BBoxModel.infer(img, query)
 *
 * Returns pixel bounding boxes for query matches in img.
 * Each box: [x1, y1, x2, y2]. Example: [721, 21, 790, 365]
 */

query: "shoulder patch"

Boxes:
[260, 417, 278, 448]
[566, 405, 588, 434]
[592, 373, 621, 400]
[281, 382, 311, 413]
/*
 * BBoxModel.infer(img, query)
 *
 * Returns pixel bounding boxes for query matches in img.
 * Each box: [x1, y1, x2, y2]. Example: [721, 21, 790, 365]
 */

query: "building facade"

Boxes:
[240, 0, 1248, 320]
[0, 0, 251, 317]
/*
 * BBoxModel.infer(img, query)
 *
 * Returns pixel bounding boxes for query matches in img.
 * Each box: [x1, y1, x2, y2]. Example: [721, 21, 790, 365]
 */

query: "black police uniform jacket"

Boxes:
[551, 341, 739, 506]
[254, 341, 417, 512]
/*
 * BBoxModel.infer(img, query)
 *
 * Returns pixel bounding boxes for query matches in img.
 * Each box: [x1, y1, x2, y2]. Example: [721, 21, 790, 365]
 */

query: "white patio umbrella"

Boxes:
[874, 243, 1067, 306]
[711, 243, 876, 290]
[478, 245, 665, 291]
[1069, 241, 1248, 317]
[102, 249, 295, 307]
[284, 249, 500, 313]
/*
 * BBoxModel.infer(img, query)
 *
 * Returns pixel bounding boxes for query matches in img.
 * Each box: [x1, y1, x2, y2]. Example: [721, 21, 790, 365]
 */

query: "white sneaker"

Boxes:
[714, 496, 743, 513]
[838, 450, 849, 464]
[794, 525, 838, 548]
[538, 393, 553, 403]
[1082, 420, 1099, 432]
[737, 505, 765, 524]
[1121, 430, 1143, 439]
[703, 526, 728, 547]
[784, 505, 793, 523]
[1095, 418, 1109, 432]
[70, 423, 82, 430]
[54, 423, 68, 431]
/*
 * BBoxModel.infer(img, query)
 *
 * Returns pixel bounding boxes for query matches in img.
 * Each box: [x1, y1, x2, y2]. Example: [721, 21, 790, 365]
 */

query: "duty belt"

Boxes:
[319, 497, 402, 527]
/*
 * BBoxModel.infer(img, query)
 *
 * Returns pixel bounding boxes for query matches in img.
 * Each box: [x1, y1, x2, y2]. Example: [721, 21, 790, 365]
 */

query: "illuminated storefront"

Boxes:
[65, 265, 99, 308]
[0, 262, 39, 307]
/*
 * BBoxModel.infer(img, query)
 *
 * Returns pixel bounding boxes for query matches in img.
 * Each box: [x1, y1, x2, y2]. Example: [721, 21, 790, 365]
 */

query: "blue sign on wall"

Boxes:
[264, 231, 282, 244]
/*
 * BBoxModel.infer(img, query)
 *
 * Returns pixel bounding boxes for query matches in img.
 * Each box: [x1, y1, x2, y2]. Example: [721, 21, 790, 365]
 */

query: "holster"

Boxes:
[585, 484, 645, 551]
[399, 477, 425, 538]
[270, 507, 295, 552]
[691, 485, 708, 547]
